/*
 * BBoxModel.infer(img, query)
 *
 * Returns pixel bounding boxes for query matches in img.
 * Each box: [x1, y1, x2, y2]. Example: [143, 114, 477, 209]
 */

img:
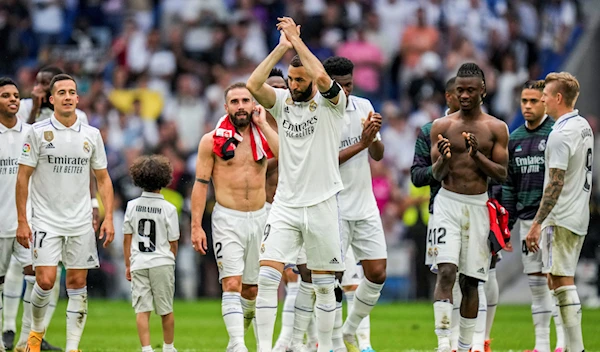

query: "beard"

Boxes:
[291, 82, 313, 102]
[229, 110, 251, 129]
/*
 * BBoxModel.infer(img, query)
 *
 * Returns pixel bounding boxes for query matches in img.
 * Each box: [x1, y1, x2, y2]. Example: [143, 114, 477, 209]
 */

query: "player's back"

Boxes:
[124, 192, 180, 271]
[543, 112, 593, 235]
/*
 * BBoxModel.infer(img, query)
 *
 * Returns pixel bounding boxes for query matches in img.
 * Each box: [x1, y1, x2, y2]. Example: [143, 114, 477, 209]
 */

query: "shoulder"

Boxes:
[32, 119, 51, 132]
[432, 114, 453, 130]
[21, 123, 32, 133]
[198, 131, 215, 152]
[486, 114, 509, 135]
[349, 95, 373, 110]
[163, 200, 178, 215]
[81, 123, 102, 139]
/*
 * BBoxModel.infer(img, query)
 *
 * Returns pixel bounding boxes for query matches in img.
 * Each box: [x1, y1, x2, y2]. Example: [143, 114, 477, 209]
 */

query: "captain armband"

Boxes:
[321, 80, 341, 99]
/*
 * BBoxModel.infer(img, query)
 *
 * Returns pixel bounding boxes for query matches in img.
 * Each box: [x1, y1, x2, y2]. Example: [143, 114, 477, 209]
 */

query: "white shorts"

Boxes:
[0, 237, 32, 276]
[341, 247, 363, 287]
[268, 203, 307, 268]
[425, 213, 435, 266]
[519, 219, 543, 274]
[261, 195, 344, 272]
[541, 226, 585, 277]
[211, 203, 265, 285]
[31, 227, 99, 269]
[430, 188, 491, 281]
[341, 214, 387, 261]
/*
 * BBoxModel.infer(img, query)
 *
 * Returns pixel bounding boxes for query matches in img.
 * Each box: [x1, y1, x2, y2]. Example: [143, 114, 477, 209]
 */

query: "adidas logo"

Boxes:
[329, 257, 339, 264]
[352, 274, 359, 279]
[477, 267, 485, 274]
[87, 255, 95, 262]
[45, 143, 55, 149]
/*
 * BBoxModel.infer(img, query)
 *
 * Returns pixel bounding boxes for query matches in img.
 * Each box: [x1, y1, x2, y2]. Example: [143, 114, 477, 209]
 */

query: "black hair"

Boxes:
[323, 56, 354, 77]
[445, 77, 456, 93]
[522, 80, 545, 92]
[269, 68, 284, 79]
[456, 62, 486, 98]
[129, 155, 173, 192]
[39, 66, 64, 77]
[290, 55, 303, 68]
[0, 77, 18, 89]
[49, 74, 77, 93]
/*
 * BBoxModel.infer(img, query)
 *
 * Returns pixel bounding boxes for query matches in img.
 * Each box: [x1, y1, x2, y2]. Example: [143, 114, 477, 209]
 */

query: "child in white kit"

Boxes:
[123, 155, 180, 352]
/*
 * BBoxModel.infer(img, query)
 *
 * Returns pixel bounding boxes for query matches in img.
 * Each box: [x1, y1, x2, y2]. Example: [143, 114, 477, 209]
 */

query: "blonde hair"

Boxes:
[544, 72, 580, 107]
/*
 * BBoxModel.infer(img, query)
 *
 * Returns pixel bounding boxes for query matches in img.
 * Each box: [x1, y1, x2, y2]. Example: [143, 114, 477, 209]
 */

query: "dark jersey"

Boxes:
[502, 117, 554, 229]
[411, 121, 441, 214]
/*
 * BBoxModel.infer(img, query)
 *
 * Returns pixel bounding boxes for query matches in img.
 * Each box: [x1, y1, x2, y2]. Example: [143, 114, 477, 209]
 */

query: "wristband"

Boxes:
[91, 198, 99, 208]
[321, 80, 341, 99]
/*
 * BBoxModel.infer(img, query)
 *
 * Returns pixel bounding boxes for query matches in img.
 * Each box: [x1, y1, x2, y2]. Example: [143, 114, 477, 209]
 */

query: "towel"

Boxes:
[487, 198, 511, 255]
[213, 114, 274, 161]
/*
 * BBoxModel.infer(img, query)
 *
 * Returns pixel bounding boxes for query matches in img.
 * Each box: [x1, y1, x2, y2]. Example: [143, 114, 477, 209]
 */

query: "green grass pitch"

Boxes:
[22, 300, 600, 351]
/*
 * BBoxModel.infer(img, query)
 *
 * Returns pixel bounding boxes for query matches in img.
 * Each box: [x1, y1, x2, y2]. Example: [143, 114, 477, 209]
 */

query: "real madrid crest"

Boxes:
[217, 261, 223, 271]
[309, 100, 317, 112]
[538, 139, 546, 151]
[83, 141, 91, 153]
[44, 131, 54, 142]
[285, 97, 294, 105]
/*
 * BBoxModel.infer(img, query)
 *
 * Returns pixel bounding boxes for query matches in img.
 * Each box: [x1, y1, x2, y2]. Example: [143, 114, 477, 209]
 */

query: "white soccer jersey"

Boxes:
[17, 98, 89, 124]
[338, 95, 381, 220]
[0, 119, 31, 237]
[542, 110, 593, 235]
[123, 192, 180, 271]
[19, 114, 107, 237]
[267, 87, 346, 207]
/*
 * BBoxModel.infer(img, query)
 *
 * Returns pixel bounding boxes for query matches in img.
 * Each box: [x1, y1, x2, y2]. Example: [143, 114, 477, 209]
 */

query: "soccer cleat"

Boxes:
[554, 349, 563, 352]
[361, 348, 376, 352]
[287, 342, 309, 352]
[343, 334, 360, 352]
[15, 344, 27, 352]
[225, 344, 248, 352]
[484, 340, 491, 352]
[3, 331, 15, 350]
[272, 341, 289, 352]
[41, 339, 63, 351]
[523, 350, 540, 352]
[24, 330, 44, 352]
[67, 350, 82, 352]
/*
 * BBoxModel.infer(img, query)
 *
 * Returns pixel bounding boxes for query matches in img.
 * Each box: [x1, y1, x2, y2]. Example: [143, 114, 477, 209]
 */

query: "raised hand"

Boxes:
[437, 134, 452, 159]
[252, 105, 268, 127]
[462, 132, 478, 157]
[276, 17, 301, 41]
[278, 29, 293, 50]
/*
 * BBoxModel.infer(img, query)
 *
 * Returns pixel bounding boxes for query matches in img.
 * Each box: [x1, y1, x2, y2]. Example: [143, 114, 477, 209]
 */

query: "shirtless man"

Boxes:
[190, 83, 277, 352]
[429, 63, 510, 352]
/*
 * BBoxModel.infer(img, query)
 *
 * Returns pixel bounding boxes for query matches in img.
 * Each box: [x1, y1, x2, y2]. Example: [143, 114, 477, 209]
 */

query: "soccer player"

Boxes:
[526, 72, 592, 352]
[503, 80, 566, 352]
[322, 56, 386, 352]
[5, 65, 96, 352]
[190, 83, 276, 352]
[246, 17, 346, 352]
[123, 155, 180, 352]
[429, 63, 510, 352]
[16, 74, 115, 352]
[0, 78, 35, 352]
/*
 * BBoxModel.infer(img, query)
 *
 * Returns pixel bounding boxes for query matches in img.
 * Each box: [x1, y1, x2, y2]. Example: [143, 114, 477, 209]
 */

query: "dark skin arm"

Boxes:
[339, 112, 383, 164]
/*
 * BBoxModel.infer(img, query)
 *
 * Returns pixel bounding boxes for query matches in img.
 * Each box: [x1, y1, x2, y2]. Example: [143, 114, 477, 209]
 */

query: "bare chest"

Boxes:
[446, 121, 495, 156]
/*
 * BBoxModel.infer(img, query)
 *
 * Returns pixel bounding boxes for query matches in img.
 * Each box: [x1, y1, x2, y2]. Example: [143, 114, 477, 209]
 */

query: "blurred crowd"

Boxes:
[3, 0, 596, 300]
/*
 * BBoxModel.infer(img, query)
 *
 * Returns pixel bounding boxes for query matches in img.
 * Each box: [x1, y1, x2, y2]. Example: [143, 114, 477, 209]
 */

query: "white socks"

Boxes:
[16, 276, 35, 347]
[313, 274, 336, 352]
[450, 275, 462, 351]
[163, 342, 175, 352]
[555, 285, 584, 352]
[30, 283, 52, 332]
[345, 290, 372, 350]
[256, 266, 282, 352]
[484, 269, 498, 340]
[342, 279, 383, 336]
[43, 269, 61, 331]
[141, 345, 154, 352]
[528, 276, 552, 352]
[551, 289, 566, 350]
[332, 301, 344, 350]
[434, 300, 453, 350]
[2, 260, 23, 333]
[240, 296, 256, 335]
[65, 287, 88, 351]
[291, 281, 315, 345]
[472, 282, 487, 351]
[276, 280, 298, 346]
[222, 292, 244, 347]
[458, 316, 476, 352]
[0, 283, 4, 349]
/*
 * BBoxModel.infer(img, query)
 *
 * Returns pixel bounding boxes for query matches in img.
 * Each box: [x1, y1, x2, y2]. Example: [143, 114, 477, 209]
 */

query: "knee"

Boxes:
[437, 266, 456, 289]
[298, 265, 311, 283]
[459, 275, 480, 296]
[222, 277, 242, 293]
[365, 267, 386, 285]
[284, 268, 298, 283]
[242, 284, 258, 300]
[37, 276, 56, 290]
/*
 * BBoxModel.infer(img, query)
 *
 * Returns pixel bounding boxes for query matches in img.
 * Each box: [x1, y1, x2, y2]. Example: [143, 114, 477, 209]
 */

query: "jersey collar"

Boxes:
[0, 118, 22, 134]
[50, 113, 81, 132]
[345, 96, 357, 112]
[141, 191, 164, 199]
[555, 109, 579, 125]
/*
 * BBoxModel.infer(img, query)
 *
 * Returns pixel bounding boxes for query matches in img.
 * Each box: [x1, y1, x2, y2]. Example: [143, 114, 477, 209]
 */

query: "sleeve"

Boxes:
[410, 126, 435, 187]
[320, 82, 346, 119]
[91, 130, 108, 170]
[18, 128, 39, 167]
[122, 202, 134, 235]
[501, 149, 518, 230]
[166, 206, 180, 242]
[16, 99, 32, 122]
[547, 131, 571, 170]
[76, 109, 89, 125]
[265, 88, 289, 121]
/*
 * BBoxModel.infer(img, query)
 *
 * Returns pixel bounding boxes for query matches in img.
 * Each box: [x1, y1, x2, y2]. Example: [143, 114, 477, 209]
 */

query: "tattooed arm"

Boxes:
[533, 168, 565, 225]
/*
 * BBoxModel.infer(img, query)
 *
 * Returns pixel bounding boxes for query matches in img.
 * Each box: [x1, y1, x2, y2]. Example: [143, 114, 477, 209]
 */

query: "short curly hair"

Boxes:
[323, 56, 354, 77]
[129, 155, 173, 192]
